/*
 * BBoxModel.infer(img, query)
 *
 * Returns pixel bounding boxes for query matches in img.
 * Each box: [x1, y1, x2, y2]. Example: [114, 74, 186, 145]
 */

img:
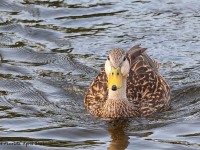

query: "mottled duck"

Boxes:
[84, 45, 170, 119]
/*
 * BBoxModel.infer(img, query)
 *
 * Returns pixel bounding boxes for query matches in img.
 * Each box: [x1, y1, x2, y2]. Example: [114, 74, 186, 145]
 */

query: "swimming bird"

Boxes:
[84, 45, 170, 119]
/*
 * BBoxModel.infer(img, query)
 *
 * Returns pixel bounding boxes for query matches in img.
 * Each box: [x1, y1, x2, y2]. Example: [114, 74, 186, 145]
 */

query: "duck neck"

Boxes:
[107, 77, 127, 100]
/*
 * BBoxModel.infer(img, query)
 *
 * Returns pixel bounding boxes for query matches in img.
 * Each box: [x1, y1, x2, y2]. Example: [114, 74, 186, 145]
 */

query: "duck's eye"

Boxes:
[123, 57, 126, 61]
[107, 56, 110, 61]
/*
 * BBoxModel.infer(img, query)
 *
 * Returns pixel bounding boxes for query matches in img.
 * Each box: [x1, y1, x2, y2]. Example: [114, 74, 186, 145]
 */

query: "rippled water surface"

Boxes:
[0, 0, 200, 149]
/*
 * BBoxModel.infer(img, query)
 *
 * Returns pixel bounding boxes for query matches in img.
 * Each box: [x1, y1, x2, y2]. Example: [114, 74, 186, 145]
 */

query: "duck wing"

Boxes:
[127, 45, 170, 117]
[84, 69, 108, 117]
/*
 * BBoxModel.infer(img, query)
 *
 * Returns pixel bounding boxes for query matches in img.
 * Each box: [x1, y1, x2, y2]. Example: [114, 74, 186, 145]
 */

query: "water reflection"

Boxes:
[107, 120, 129, 150]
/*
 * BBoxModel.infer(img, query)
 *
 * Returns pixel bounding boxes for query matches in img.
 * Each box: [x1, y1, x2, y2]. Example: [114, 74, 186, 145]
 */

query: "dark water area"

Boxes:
[0, 0, 200, 149]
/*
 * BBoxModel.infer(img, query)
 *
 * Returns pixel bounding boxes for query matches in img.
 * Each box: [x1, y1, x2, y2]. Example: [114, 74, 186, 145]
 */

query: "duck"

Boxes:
[84, 45, 170, 119]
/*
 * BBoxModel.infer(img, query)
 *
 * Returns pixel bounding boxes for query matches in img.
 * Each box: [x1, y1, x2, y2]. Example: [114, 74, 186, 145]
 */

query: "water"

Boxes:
[0, 0, 200, 149]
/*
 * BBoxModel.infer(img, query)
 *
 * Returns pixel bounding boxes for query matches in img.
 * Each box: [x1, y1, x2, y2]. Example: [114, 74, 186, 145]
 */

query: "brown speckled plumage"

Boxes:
[84, 45, 170, 119]
[108, 48, 125, 68]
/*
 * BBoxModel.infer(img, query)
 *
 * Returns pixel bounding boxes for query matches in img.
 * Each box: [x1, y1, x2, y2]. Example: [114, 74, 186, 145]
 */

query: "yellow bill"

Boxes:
[108, 67, 123, 90]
